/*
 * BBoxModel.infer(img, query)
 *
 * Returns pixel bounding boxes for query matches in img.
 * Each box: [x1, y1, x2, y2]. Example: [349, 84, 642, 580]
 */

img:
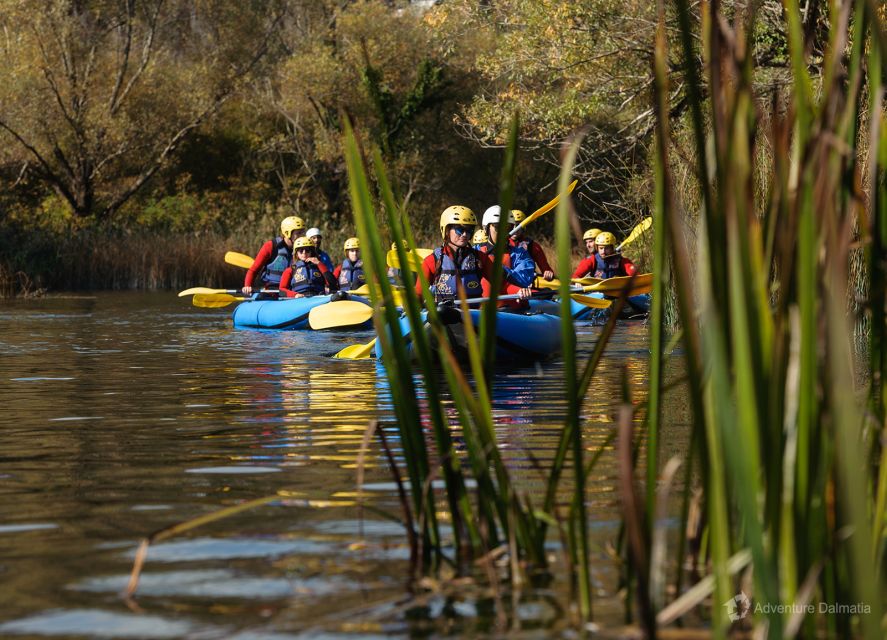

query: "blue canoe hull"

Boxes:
[374, 309, 563, 363]
[232, 295, 372, 330]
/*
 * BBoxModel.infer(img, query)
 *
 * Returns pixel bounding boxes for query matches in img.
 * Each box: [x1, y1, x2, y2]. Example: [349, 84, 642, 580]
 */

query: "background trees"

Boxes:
[0, 0, 838, 289]
[0, 0, 285, 220]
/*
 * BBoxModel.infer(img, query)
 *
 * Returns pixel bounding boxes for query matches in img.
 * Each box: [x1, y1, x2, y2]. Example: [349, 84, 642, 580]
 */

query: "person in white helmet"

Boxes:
[479, 206, 535, 288]
[306, 227, 334, 272]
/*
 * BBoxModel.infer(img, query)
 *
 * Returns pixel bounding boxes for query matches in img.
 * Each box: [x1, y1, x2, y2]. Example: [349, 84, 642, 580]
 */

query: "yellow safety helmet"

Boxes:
[583, 228, 602, 242]
[595, 231, 617, 246]
[439, 205, 477, 238]
[344, 237, 360, 251]
[508, 209, 525, 224]
[472, 229, 488, 245]
[294, 236, 315, 250]
[280, 216, 305, 239]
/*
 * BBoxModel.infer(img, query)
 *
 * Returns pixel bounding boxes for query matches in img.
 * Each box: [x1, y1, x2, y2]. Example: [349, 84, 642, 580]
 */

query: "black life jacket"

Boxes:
[337, 258, 365, 291]
[261, 236, 292, 286]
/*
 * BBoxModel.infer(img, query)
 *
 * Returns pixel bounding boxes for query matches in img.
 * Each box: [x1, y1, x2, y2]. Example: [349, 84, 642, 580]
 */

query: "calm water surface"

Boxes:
[0, 292, 686, 638]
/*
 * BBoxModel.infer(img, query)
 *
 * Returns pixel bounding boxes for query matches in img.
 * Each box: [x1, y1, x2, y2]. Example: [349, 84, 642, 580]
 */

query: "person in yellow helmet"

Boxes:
[509, 208, 556, 281]
[582, 228, 602, 257]
[572, 231, 636, 279]
[415, 206, 531, 305]
[279, 236, 339, 298]
[242, 215, 305, 295]
[471, 228, 488, 250]
[333, 237, 365, 291]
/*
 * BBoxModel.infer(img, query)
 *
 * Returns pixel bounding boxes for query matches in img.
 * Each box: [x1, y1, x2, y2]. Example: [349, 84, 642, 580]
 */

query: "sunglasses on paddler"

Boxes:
[451, 226, 473, 237]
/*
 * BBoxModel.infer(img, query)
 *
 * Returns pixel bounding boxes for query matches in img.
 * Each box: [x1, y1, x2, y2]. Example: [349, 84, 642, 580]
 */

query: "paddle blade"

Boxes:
[583, 273, 653, 296]
[192, 293, 243, 308]
[225, 251, 255, 269]
[570, 294, 612, 309]
[308, 300, 373, 330]
[386, 248, 432, 272]
[616, 217, 653, 251]
[333, 338, 377, 360]
[179, 287, 237, 297]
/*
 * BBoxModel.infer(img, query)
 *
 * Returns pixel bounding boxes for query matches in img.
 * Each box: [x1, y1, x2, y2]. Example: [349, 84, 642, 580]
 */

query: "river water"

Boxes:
[0, 292, 684, 638]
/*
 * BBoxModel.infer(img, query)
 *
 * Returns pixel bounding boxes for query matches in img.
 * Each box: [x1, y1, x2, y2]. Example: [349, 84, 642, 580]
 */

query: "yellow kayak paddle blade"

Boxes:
[570, 294, 612, 309]
[225, 251, 255, 269]
[511, 179, 578, 234]
[581, 273, 653, 296]
[386, 248, 432, 272]
[179, 287, 233, 297]
[333, 337, 377, 360]
[308, 300, 373, 330]
[191, 293, 245, 308]
[616, 217, 653, 251]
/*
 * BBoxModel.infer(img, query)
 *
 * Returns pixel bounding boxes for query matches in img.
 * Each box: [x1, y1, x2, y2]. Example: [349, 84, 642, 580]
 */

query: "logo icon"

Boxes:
[724, 591, 751, 622]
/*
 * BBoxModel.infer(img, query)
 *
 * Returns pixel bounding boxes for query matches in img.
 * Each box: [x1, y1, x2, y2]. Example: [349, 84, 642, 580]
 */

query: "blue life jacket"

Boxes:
[431, 246, 484, 302]
[261, 236, 292, 287]
[338, 258, 365, 290]
[593, 253, 630, 279]
[319, 250, 334, 272]
[481, 241, 535, 288]
[289, 260, 326, 296]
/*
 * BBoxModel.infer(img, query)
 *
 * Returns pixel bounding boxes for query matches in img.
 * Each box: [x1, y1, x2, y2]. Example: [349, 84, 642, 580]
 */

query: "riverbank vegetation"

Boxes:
[343, 0, 886, 636]
[0, 0, 800, 294]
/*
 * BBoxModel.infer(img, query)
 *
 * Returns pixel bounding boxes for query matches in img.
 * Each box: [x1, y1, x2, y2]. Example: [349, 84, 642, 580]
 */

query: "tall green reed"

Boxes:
[640, 1, 886, 637]
[342, 113, 631, 624]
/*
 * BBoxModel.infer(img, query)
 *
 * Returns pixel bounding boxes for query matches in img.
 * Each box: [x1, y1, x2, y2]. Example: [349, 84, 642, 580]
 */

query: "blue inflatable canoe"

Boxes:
[374, 308, 563, 363]
[232, 295, 372, 330]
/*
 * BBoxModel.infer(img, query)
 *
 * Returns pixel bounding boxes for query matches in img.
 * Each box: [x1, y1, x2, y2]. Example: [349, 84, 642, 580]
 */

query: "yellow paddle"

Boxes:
[385, 248, 433, 271]
[615, 217, 653, 251]
[192, 293, 249, 308]
[225, 251, 255, 269]
[334, 337, 378, 360]
[307, 300, 374, 330]
[536, 273, 653, 296]
[179, 287, 246, 297]
[509, 179, 578, 236]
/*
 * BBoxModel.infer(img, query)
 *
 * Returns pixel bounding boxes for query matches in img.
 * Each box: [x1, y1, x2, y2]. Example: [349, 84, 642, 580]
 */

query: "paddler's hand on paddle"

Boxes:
[518, 287, 533, 299]
[542, 270, 554, 281]
[242, 286, 253, 295]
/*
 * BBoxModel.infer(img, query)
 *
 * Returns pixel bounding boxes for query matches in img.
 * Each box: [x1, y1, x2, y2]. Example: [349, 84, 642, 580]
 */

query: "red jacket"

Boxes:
[572, 254, 636, 279]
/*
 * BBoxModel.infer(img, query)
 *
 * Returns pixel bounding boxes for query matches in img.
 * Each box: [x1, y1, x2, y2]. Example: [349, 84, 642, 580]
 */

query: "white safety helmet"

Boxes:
[306, 227, 322, 239]
[482, 205, 501, 228]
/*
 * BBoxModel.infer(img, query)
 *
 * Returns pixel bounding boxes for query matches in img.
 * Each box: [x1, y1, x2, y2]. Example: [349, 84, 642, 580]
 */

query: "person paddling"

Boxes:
[415, 206, 531, 307]
[242, 216, 304, 295]
[279, 237, 339, 298]
[306, 227, 335, 272]
[479, 206, 535, 288]
[510, 209, 555, 281]
[333, 237, 366, 291]
[471, 228, 488, 250]
[571, 228, 602, 278]
[572, 231, 636, 279]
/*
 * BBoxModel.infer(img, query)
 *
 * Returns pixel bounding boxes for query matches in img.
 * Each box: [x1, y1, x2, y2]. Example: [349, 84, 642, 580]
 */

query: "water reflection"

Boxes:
[0, 292, 685, 637]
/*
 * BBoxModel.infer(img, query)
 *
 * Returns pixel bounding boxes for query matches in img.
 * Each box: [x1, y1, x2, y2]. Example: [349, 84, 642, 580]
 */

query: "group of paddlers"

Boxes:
[242, 205, 637, 305]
